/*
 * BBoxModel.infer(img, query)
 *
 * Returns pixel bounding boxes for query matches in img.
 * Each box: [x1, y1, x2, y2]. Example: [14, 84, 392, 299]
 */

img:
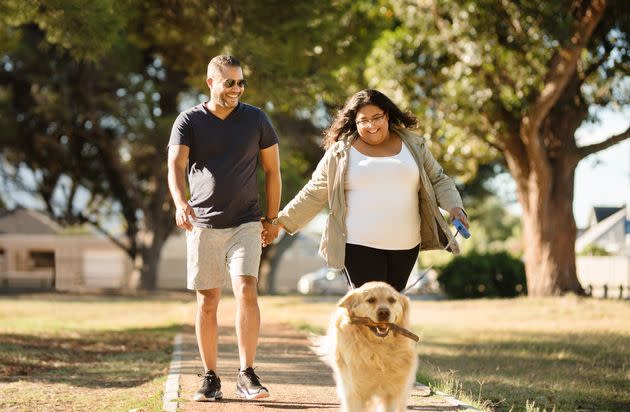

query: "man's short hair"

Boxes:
[207, 55, 241, 79]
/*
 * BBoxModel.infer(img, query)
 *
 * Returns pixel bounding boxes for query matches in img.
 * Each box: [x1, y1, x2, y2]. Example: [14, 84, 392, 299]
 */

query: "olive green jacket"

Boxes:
[278, 127, 464, 269]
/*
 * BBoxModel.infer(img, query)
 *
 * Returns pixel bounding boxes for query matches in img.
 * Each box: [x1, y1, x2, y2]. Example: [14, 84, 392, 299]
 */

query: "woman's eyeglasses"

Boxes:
[222, 78, 248, 88]
[356, 112, 386, 128]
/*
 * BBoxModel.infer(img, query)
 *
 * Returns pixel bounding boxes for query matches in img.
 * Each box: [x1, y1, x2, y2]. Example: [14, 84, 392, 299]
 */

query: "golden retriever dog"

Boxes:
[323, 281, 418, 412]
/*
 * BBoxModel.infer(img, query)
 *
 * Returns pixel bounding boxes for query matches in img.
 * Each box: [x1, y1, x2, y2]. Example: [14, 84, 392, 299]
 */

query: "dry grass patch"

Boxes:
[0, 292, 194, 412]
[261, 295, 630, 412]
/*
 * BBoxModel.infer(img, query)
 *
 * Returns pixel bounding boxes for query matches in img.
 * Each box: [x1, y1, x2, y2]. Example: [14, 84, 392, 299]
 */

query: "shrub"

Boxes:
[438, 251, 526, 299]
[578, 244, 610, 256]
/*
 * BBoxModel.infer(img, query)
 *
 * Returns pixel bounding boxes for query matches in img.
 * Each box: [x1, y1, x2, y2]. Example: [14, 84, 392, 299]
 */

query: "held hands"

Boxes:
[449, 207, 469, 229]
[261, 219, 281, 247]
[175, 204, 196, 231]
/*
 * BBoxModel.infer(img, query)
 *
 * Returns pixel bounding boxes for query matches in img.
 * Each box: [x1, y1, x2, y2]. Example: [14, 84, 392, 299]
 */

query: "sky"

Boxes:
[573, 108, 630, 228]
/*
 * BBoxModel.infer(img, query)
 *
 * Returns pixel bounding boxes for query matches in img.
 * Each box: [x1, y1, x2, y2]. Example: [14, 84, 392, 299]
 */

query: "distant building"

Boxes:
[0, 208, 131, 291]
[576, 205, 629, 255]
[575, 205, 629, 298]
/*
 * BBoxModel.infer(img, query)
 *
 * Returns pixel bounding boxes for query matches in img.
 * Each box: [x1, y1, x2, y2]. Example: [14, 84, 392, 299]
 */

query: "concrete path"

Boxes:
[174, 299, 476, 411]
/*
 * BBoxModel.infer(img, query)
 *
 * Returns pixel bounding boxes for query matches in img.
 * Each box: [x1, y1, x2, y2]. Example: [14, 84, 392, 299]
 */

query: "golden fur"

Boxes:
[324, 281, 418, 412]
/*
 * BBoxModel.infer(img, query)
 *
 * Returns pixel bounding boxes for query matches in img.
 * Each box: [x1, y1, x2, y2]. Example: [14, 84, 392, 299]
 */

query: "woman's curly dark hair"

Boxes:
[321, 89, 417, 149]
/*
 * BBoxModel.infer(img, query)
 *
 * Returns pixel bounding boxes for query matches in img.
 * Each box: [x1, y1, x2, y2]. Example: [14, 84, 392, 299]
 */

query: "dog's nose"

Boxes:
[376, 307, 390, 322]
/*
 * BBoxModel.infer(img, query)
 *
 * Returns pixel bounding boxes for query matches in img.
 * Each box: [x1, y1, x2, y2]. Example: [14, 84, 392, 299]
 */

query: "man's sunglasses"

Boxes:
[222, 78, 248, 88]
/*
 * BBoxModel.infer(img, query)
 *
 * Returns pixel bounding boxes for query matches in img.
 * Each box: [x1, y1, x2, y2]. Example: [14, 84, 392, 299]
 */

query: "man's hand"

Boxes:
[449, 207, 469, 228]
[175, 204, 196, 231]
[261, 220, 281, 247]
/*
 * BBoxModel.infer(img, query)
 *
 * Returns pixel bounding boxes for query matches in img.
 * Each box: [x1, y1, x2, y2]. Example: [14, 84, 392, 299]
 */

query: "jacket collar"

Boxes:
[332, 131, 356, 155]
[393, 126, 418, 143]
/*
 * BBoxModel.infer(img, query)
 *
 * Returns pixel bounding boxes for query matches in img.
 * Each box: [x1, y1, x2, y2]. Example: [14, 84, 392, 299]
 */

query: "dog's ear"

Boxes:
[399, 292, 411, 327]
[337, 290, 357, 309]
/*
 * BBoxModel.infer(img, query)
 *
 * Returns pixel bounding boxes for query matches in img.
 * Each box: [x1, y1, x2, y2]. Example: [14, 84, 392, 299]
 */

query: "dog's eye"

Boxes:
[367, 297, 376, 304]
[388, 297, 396, 304]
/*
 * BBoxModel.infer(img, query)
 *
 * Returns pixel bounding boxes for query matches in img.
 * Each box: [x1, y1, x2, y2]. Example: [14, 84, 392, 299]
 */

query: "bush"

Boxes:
[578, 244, 610, 256]
[438, 251, 526, 299]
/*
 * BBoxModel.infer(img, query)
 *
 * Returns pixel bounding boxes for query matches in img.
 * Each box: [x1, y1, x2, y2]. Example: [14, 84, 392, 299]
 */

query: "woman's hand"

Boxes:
[261, 220, 282, 247]
[449, 207, 469, 228]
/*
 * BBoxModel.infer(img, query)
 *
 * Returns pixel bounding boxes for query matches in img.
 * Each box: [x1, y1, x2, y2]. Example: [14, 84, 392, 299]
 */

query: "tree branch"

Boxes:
[500, 0, 523, 35]
[578, 125, 630, 160]
[581, 34, 613, 83]
[80, 212, 132, 257]
[518, 0, 608, 200]
[484, 137, 504, 152]
[524, 0, 607, 136]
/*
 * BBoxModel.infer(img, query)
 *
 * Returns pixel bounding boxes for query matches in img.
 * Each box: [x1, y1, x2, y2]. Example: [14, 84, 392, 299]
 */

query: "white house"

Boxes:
[575, 205, 629, 298]
[576, 206, 629, 255]
[0, 208, 132, 291]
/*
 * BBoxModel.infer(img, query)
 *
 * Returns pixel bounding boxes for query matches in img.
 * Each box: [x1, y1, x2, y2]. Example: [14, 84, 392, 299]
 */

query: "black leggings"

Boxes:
[344, 243, 420, 292]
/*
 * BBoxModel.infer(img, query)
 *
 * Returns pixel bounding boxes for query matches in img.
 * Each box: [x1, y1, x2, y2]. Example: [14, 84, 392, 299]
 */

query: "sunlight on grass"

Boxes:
[0, 293, 191, 333]
[0, 293, 194, 412]
[261, 295, 630, 411]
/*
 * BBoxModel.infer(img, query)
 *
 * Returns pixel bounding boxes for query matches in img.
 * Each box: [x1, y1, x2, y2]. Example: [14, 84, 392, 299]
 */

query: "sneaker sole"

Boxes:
[193, 391, 223, 402]
[235, 389, 269, 400]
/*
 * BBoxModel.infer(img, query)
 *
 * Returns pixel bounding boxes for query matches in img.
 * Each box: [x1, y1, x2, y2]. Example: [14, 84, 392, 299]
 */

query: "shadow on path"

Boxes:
[177, 300, 472, 411]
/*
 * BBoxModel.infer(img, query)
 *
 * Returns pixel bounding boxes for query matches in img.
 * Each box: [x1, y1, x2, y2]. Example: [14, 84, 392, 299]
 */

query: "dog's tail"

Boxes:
[307, 333, 333, 368]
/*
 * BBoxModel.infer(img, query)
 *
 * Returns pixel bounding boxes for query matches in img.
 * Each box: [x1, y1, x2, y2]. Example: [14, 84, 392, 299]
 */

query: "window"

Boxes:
[29, 251, 55, 269]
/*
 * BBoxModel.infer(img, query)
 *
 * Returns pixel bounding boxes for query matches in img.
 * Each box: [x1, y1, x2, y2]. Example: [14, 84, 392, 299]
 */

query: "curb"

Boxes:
[432, 386, 481, 411]
[162, 333, 183, 412]
[412, 383, 481, 411]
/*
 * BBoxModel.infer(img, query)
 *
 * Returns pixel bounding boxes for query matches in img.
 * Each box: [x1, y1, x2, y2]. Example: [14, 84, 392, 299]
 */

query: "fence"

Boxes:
[576, 255, 630, 299]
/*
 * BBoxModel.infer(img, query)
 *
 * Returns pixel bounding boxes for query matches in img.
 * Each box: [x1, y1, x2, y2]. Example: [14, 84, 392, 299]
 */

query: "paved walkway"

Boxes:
[174, 299, 476, 411]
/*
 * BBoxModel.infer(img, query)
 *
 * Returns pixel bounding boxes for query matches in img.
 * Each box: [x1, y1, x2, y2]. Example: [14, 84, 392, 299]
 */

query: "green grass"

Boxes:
[0, 292, 193, 412]
[260, 295, 630, 412]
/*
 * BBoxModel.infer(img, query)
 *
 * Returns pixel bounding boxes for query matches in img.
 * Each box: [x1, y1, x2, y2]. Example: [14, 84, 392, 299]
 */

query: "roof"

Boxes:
[577, 206, 627, 252]
[592, 206, 623, 224]
[0, 208, 63, 235]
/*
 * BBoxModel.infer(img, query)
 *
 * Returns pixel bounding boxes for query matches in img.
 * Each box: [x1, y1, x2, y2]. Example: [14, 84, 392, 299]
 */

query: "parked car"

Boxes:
[297, 268, 349, 295]
[296, 266, 439, 295]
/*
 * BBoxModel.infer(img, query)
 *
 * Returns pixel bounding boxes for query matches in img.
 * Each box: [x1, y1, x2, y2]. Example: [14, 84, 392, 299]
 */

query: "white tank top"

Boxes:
[344, 143, 421, 250]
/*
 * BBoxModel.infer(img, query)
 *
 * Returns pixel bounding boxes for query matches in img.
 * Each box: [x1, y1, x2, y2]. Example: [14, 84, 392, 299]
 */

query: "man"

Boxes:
[167, 55, 281, 401]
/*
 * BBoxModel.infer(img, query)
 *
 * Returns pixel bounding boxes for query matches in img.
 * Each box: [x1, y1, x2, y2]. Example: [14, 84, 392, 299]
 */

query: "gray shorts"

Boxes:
[186, 221, 263, 290]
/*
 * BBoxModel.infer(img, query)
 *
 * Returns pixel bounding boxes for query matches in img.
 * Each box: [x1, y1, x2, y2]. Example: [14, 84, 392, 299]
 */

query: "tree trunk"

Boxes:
[258, 245, 273, 294]
[139, 242, 162, 290]
[517, 161, 584, 296]
[138, 202, 175, 290]
[125, 231, 170, 291]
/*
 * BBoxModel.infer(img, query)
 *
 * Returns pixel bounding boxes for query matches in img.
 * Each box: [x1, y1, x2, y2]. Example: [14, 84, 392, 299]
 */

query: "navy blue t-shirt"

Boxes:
[168, 102, 279, 228]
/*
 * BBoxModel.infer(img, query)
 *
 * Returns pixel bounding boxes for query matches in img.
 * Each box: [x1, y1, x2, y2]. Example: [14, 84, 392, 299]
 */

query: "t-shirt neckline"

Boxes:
[350, 141, 405, 158]
[202, 101, 241, 121]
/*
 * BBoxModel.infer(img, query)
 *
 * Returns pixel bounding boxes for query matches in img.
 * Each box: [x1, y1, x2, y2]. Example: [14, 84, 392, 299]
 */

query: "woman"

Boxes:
[264, 89, 468, 291]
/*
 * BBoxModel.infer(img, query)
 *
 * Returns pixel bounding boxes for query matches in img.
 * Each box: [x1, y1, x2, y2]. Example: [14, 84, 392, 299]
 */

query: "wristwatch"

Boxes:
[262, 216, 279, 225]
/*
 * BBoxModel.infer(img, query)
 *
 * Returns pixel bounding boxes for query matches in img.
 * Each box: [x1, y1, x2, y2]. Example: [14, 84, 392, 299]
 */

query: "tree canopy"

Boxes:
[360, 0, 629, 295]
[0, 0, 387, 289]
[1, 0, 627, 294]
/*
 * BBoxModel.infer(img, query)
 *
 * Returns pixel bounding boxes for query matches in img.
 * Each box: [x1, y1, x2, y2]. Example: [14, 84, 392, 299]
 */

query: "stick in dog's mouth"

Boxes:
[349, 315, 420, 342]
[350, 316, 391, 338]
[369, 325, 390, 338]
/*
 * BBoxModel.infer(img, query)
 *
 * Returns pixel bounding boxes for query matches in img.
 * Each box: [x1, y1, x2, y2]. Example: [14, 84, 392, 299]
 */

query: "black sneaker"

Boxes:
[236, 367, 269, 400]
[193, 370, 223, 401]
